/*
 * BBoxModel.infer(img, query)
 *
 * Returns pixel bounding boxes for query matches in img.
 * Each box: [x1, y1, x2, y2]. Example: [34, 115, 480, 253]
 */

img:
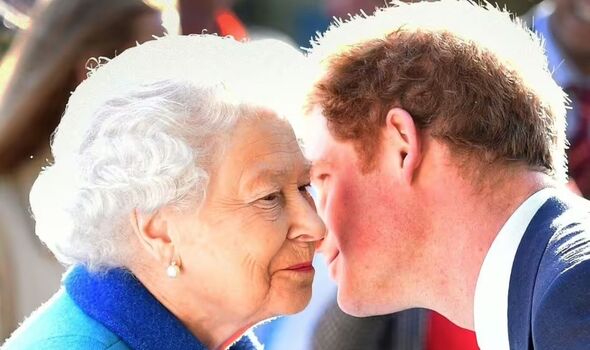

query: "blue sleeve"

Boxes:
[532, 259, 590, 350]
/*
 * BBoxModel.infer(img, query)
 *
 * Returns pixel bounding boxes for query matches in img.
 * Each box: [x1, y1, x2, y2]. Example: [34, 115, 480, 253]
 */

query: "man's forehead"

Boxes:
[300, 108, 331, 162]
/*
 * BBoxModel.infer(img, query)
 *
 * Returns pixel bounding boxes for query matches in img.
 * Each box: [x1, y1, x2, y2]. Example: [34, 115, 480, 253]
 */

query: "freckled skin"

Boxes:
[309, 114, 428, 316]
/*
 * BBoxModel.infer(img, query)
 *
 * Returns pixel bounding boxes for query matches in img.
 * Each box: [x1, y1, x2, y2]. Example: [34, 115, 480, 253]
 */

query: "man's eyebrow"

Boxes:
[302, 160, 312, 177]
[311, 158, 332, 169]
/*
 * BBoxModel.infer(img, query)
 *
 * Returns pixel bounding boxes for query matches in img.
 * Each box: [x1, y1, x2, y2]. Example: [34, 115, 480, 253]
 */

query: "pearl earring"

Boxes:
[166, 261, 180, 278]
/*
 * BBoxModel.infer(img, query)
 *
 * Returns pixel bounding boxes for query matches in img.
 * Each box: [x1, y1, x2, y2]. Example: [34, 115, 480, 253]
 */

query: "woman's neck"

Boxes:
[130, 260, 254, 350]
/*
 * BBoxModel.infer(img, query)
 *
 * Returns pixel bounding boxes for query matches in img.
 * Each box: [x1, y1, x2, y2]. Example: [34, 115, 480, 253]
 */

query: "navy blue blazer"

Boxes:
[3, 266, 261, 350]
[508, 192, 590, 349]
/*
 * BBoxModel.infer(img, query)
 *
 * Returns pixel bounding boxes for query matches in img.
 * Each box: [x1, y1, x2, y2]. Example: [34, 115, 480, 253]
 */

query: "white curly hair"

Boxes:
[29, 35, 309, 270]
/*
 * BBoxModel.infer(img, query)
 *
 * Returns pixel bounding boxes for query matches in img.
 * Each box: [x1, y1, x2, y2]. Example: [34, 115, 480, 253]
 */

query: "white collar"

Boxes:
[473, 188, 555, 350]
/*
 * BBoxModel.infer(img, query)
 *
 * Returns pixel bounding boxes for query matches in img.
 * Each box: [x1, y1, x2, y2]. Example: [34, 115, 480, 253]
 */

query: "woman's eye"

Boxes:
[298, 183, 312, 195]
[299, 183, 316, 202]
[261, 193, 280, 202]
[299, 183, 319, 208]
[258, 192, 283, 209]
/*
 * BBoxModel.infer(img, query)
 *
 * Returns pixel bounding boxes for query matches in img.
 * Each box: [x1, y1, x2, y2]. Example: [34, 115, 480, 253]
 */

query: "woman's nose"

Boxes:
[287, 196, 327, 243]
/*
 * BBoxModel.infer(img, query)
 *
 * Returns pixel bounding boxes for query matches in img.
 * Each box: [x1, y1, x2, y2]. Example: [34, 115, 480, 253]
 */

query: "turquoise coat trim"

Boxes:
[3, 289, 130, 349]
[3, 266, 261, 350]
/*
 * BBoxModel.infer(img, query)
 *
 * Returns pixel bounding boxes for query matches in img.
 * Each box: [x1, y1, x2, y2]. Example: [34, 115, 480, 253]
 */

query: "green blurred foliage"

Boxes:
[0, 29, 15, 58]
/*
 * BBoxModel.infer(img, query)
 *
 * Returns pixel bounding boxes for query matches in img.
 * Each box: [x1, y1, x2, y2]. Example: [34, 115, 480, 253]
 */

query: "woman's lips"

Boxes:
[285, 262, 314, 272]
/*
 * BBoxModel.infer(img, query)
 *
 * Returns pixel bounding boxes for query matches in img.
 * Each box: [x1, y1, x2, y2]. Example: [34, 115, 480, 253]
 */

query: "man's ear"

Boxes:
[129, 208, 174, 265]
[384, 107, 422, 185]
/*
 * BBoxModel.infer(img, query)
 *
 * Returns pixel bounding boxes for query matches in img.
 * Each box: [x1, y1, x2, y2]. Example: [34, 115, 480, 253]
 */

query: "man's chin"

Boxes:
[336, 287, 403, 317]
[336, 288, 375, 317]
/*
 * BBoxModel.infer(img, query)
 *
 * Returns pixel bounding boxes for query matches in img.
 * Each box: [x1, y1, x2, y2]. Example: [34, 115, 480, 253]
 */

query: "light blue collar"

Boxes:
[64, 265, 260, 350]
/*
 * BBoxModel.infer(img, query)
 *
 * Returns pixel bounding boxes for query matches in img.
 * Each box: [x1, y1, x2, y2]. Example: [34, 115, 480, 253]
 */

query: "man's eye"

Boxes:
[311, 173, 328, 188]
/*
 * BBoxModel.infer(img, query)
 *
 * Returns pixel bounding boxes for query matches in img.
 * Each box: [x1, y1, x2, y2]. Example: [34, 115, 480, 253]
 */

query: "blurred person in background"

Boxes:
[323, 0, 384, 18]
[178, 0, 247, 39]
[2, 34, 325, 350]
[0, 0, 165, 340]
[525, 0, 590, 198]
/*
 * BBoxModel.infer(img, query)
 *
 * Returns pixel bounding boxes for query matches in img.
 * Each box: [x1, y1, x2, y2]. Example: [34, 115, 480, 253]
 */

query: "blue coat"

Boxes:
[508, 193, 590, 349]
[2, 266, 261, 350]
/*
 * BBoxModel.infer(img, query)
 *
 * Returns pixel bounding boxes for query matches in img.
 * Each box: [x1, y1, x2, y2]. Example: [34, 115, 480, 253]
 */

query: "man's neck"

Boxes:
[423, 169, 554, 329]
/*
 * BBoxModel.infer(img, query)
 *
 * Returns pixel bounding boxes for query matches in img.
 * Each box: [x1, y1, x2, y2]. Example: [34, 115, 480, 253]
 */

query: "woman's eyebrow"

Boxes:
[242, 162, 311, 192]
[240, 166, 290, 193]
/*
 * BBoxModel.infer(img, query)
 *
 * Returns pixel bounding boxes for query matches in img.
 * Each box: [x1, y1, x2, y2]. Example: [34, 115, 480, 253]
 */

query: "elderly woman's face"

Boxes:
[169, 112, 325, 321]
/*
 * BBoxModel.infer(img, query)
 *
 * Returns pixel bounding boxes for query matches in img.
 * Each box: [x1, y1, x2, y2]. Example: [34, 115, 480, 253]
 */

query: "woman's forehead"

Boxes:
[229, 113, 299, 156]
[218, 116, 310, 188]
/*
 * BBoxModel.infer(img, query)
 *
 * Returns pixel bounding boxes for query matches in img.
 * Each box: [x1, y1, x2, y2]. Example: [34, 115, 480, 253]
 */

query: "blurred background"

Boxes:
[0, 0, 545, 57]
[0, 0, 563, 349]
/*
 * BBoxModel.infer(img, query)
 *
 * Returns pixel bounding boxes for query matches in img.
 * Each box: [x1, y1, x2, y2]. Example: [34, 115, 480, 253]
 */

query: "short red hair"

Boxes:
[306, 1, 567, 180]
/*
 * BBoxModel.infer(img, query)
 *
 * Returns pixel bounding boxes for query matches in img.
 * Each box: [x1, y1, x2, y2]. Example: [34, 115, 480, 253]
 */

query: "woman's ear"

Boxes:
[129, 208, 174, 264]
[384, 107, 422, 185]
